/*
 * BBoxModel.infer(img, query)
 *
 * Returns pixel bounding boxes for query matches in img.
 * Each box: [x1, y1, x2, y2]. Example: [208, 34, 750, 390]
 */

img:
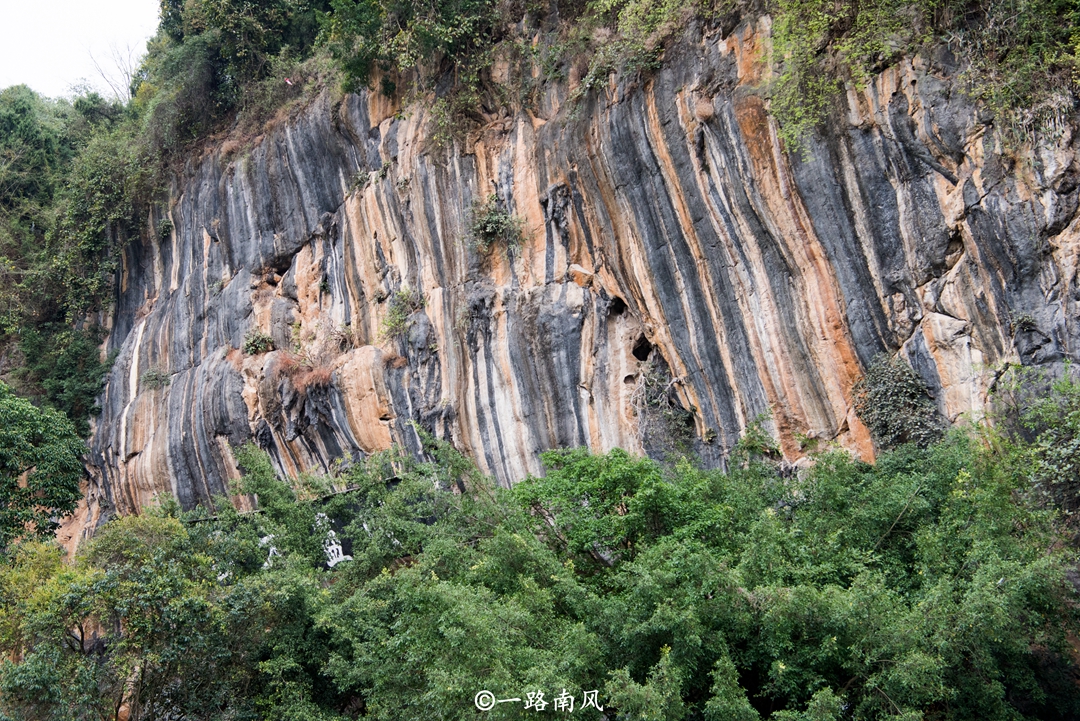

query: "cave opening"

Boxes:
[632, 334, 653, 361]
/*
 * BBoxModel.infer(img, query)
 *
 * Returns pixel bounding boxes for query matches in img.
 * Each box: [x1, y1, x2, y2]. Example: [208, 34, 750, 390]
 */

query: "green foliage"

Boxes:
[322, 0, 386, 91]
[0, 85, 127, 436]
[140, 365, 171, 390]
[769, 0, 933, 152]
[993, 362, 1080, 518]
[576, 0, 709, 94]
[514, 447, 691, 568]
[0, 381, 84, 553]
[467, 193, 525, 255]
[0, 86, 75, 208]
[323, 0, 502, 91]
[952, 0, 1080, 145]
[768, 0, 1080, 150]
[379, 286, 425, 340]
[853, 354, 943, 450]
[0, 87, 120, 329]
[237, 46, 342, 134]
[48, 126, 149, 316]
[137, 31, 235, 157]
[606, 645, 687, 721]
[2, 427, 1079, 719]
[14, 325, 114, 437]
[243, 327, 275, 354]
[200, 0, 325, 80]
[156, 216, 173, 242]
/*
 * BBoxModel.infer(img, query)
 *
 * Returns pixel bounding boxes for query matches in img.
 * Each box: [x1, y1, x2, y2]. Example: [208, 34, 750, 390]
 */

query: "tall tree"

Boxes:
[0, 380, 84, 552]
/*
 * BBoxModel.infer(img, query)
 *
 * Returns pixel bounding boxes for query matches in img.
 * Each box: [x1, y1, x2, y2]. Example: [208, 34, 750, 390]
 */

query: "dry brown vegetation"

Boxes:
[382, 351, 408, 370]
[276, 351, 335, 393]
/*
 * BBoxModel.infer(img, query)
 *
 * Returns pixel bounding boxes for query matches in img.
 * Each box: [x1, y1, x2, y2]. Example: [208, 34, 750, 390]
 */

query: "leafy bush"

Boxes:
[951, 0, 1080, 145]
[235, 46, 340, 133]
[467, 193, 525, 255]
[323, 0, 503, 91]
[140, 366, 171, 390]
[0, 86, 76, 208]
[242, 327, 275, 354]
[767, 0, 1080, 150]
[137, 32, 235, 158]
[14, 325, 113, 437]
[200, 0, 325, 81]
[0, 381, 84, 552]
[993, 363, 1080, 519]
[0, 86, 129, 435]
[156, 217, 173, 242]
[49, 126, 149, 316]
[379, 286, 425, 340]
[576, 0, 709, 94]
[853, 354, 943, 450]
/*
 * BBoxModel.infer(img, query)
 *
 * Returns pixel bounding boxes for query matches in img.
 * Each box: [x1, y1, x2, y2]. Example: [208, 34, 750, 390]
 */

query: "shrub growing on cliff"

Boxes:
[140, 365, 171, 389]
[49, 126, 150, 316]
[467, 193, 524, 256]
[767, 0, 1080, 150]
[379, 286, 425, 341]
[853, 354, 943, 449]
[243, 327, 275, 354]
[993, 362, 1080, 519]
[0, 381, 84, 553]
[322, 0, 502, 92]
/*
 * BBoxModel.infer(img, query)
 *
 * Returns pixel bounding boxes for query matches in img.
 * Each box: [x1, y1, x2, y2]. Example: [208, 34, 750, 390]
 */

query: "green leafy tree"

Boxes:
[0, 381, 84, 552]
[15, 326, 113, 437]
[853, 355, 943, 450]
[201, 0, 324, 80]
[323, 0, 501, 91]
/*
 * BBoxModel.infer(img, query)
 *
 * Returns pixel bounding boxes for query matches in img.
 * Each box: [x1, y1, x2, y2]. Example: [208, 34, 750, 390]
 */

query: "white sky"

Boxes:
[0, 0, 160, 99]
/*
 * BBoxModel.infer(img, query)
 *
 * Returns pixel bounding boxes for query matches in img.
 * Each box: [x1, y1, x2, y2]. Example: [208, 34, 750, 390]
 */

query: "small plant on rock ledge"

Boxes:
[853, 355, 943, 449]
[380, 287, 426, 341]
[156, 218, 173, 243]
[243, 328, 275, 355]
[140, 366, 170, 390]
[467, 193, 524, 255]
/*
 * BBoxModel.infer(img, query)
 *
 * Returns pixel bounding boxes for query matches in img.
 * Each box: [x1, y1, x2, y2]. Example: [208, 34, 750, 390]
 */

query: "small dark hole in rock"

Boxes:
[609, 296, 627, 315]
[632, 334, 653, 361]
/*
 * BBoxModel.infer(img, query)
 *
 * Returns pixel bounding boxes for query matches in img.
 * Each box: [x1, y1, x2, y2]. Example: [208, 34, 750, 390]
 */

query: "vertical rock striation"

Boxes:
[82, 21, 1080, 531]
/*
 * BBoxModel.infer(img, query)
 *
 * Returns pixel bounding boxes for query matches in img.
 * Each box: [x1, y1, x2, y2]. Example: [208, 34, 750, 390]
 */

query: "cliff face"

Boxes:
[77, 19, 1080, 532]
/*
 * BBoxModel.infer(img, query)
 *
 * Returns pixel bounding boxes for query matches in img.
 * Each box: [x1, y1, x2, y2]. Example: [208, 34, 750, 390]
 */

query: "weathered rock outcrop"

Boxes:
[78, 19, 1080, 532]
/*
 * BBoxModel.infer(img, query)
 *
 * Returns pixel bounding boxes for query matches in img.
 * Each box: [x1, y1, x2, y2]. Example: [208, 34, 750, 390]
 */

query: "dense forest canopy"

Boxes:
[2, 0, 1080, 718]
[4, 406, 1080, 719]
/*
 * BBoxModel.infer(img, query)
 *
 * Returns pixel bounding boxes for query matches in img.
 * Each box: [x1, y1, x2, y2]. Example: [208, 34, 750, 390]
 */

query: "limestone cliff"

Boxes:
[76, 20, 1080, 534]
